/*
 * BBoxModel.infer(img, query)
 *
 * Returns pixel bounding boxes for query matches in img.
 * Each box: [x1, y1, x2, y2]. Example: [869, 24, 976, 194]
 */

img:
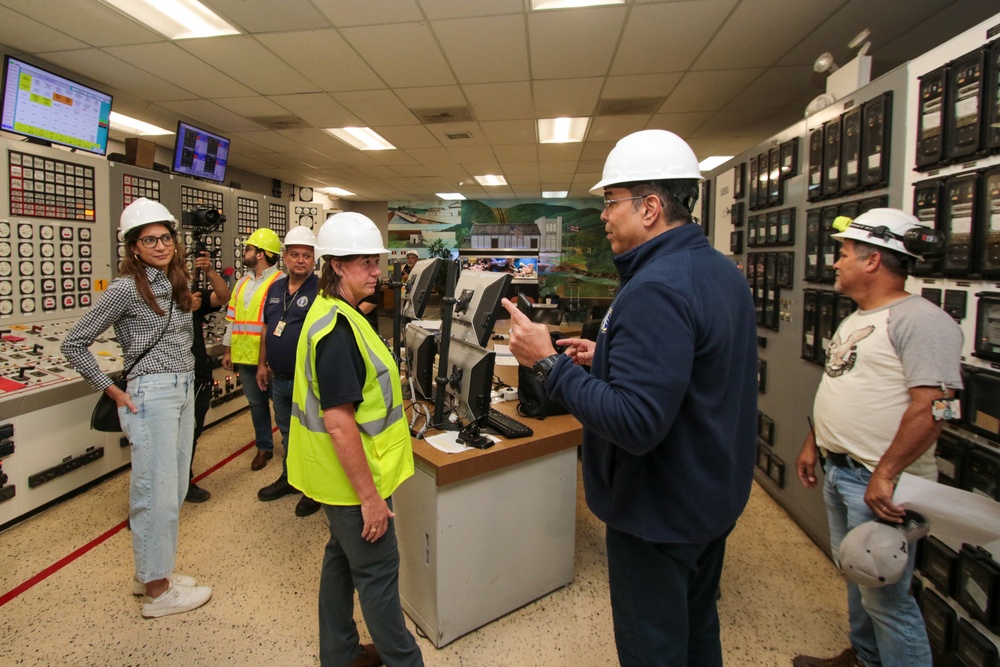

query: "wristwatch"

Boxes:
[532, 354, 560, 383]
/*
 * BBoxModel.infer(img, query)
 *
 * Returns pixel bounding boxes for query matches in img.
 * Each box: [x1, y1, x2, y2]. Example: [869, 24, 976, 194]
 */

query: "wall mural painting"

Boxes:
[387, 199, 615, 299]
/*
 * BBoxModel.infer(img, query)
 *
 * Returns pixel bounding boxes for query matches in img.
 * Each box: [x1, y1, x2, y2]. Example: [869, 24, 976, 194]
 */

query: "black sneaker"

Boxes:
[295, 495, 321, 517]
[258, 477, 296, 502]
[185, 483, 211, 503]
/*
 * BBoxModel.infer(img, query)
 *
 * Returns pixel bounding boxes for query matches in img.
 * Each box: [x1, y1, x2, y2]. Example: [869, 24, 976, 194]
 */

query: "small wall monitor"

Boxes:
[401, 257, 442, 320]
[1, 55, 112, 155]
[403, 322, 437, 400]
[172, 121, 230, 183]
[451, 270, 513, 348]
[458, 253, 538, 284]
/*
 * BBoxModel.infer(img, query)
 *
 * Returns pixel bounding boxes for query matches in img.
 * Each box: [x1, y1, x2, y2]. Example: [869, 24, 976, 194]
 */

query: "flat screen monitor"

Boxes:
[445, 335, 496, 425]
[404, 322, 437, 400]
[451, 270, 512, 347]
[1, 56, 112, 156]
[172, 121, 229, 183]
[458, 253, 538, 284]
[402, 257, 442, 320]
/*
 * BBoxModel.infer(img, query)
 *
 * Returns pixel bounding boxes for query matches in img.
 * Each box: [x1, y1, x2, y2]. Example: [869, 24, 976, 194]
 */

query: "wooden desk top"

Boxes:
[411, 399, 582, 487]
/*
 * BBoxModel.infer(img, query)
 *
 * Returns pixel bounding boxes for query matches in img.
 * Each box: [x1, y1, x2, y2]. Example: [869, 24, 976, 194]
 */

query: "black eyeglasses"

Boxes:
[137, 233, 175, 249]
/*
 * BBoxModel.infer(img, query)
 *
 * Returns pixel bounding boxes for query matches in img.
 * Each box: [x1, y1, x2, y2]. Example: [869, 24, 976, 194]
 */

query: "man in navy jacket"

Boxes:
[504, 129, 757, 667]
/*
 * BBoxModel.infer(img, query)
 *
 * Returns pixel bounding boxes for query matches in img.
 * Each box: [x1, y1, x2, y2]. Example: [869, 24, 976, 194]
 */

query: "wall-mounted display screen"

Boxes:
[1, 56, 112, 156]
[945, 48, 986, 161]
[172, 121, 230, 183]
[839, 106, 863, 193]
[941, 171, 978, 276]
[974, 292, 1000, 362]
[458, 253, 538, 284]
[861, 92, 892, 189]
[916, 66, 948, 170]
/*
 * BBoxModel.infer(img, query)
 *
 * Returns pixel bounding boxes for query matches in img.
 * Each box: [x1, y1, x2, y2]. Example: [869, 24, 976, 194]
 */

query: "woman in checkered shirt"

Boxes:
[62, 198, 210, 619]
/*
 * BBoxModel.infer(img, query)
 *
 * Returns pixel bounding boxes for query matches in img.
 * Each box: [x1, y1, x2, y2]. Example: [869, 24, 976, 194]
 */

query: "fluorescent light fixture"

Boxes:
[532, 0, 625, 9]
[320, 186, 355, 197]
[538, 117, 590, 143]
[109, 111, 173, 136]
[474, 174, 507, 187]
[698, 155, 734, 172]
[435, 193, 466, 200]
[542, 191, 569, 199]
[99, 0, 239, 39]
[323, 127, 396, 151]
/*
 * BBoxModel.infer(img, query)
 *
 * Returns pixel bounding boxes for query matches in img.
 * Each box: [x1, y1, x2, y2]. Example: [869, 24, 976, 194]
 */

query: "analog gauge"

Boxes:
[0, 222, 9, 238]
[60, 227, 73, 240]
[80, 244, 92, 258]
[62, 295, 75, 309]
[17, 223, 32, 239]
[0, 281, 11, 296]
[79, 277, 91, 290]
[41, 296, 55, 311]
[234, 238, 242, 247]
[0, 300, 11, 316]
[62, 277, 75, 291]
[0, 262, 10, 277]
[80, 294, 91, 307]
[20, 279, 35, 294]
[117, 245, 126, 258]
[80, 261, 92, 274]
[41, 261, 55, 276]
[0, 242, 9, 258]
[234, 248, 241, 259]
[18, 242, 34, 258]
[77, 227, 91, 242]
[40, 243, 54, 258]
[41, 279, 56, 293]
[21, 297, 35, 313]
[40, 226, 54, 240]
[185, 233, 194, 245]
[300, 214, 314, 229]
[20, 261, 34, 276]
[60, 243, 73, 258]
[61, 261, 73, 274]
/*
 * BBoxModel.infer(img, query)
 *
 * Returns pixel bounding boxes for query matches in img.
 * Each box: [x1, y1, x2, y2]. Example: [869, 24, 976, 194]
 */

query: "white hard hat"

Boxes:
[283, 225, 316, 249]
[831, 208, 923, 259]
[316, 212, 388, 257]
[120, 197, 177, 237]
[590, 129, 703, 194]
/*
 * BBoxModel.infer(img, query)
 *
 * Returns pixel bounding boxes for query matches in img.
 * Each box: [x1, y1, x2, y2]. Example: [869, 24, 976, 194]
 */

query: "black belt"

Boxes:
[825, 451, 866, 469]
[271, 372, 294, 380]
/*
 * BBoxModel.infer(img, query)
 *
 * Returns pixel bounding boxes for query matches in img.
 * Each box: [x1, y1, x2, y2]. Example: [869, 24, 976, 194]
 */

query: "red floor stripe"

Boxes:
[0, 430, 273, 607]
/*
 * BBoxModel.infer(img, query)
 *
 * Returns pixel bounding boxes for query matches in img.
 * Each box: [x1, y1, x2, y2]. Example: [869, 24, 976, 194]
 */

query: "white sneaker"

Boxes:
[141, 583, 212, 618]
[131, 572, 197, 596]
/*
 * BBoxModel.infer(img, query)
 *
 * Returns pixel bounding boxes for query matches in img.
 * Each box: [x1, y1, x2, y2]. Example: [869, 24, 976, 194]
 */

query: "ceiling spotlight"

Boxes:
[813, 52, 839, 74]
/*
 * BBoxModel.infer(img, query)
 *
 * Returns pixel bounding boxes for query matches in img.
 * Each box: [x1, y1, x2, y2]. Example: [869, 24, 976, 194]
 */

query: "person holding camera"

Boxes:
[222, 228, 282, 470]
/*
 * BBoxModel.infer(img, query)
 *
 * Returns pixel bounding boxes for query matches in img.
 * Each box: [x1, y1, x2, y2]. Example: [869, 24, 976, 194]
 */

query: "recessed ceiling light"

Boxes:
[542, 191, 569, 199]
[474, 175, 507, 186]
[109, 112, 173, 136]
[323, 127, 396, 151]
[320, 187, 355, 197]
[435, 193, 466, 200]
[531, 0, 625, 10]
[98, 0, 239, 39]
[538, 117, 590, 143]
[698, 155, 734, 172]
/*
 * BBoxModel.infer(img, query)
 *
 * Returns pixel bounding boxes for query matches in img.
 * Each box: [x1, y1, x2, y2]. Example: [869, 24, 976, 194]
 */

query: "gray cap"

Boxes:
[837, 511, 930, 588]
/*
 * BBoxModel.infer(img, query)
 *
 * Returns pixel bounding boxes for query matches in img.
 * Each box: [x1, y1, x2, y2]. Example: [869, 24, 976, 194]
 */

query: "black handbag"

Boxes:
[90, 305, 172, 432]
[516, 331, 571, 420]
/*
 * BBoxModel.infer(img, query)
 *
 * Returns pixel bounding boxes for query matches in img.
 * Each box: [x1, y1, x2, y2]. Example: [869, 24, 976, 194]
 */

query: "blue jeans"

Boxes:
[119, 372, 195, 583]
[606, 524, 731, 667]
[270, 375, 293, 479]
[236, 363, 273, 451]
[319, 499, 422, 667]
[823, 458, 931, 667]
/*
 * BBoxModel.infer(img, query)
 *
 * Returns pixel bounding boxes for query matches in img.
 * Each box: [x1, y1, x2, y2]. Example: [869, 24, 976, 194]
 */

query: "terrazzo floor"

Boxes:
[0, 408, 850, 666]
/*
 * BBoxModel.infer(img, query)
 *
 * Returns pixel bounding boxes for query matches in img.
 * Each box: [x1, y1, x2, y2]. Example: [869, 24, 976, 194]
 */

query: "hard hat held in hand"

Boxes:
[120, 198, 177, 237]
[283, 225, 317, 249]
[590, 129, 703, 195]
[316, 212, 388, 257]
[244, 228, 281, 255]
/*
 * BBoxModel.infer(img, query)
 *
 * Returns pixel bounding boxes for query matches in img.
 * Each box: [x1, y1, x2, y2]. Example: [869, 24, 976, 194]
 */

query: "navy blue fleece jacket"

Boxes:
[546, 223, 758, 544]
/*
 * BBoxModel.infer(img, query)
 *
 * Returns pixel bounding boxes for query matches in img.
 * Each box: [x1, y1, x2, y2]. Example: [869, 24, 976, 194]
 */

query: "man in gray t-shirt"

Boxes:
[794, 209, 963, 667]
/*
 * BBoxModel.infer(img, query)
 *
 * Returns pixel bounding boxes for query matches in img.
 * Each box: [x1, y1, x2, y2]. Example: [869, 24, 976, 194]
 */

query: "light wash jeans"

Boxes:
[236, 363, 273, 451]
[823, 458, 931, 667]
[270, 375, 294, 480]
[119, 372, 195, 583]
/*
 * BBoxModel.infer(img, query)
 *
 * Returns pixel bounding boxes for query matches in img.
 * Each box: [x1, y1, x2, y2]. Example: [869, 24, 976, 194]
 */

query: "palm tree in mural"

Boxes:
[424, 238, 453, 295]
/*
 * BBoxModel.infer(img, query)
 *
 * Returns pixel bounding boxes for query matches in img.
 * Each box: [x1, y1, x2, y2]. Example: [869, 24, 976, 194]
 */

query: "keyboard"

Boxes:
[486, 408, 534, 439]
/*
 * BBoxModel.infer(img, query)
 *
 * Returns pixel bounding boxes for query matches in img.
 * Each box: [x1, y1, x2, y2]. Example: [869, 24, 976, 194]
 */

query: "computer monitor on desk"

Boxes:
[404, 322, 437, 400]
[445, 336, 496, 448]
[451, 271, 512, 348]
[402, 258, 442, 320]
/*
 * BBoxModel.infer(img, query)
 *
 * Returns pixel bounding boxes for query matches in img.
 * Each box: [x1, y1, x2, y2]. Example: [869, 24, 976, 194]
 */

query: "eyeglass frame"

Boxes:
[602, 195, 649, 210]
[135, 232, 176, 249]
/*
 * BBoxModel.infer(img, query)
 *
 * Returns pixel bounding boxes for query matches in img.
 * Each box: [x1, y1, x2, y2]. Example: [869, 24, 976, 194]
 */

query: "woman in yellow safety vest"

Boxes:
[287, 212, 423, 667]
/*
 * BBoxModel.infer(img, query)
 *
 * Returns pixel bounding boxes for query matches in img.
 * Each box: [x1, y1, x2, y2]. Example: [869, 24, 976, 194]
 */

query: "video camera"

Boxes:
[183, 207, 226, 290]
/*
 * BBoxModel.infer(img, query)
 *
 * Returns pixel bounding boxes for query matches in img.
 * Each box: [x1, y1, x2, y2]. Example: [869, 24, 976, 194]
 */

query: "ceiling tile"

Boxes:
[587, 115, 652, 142]
[533, 78, 603, 117]
[213, 96, 290, 118]
[377, 125, 444, 150]
[479, 120, 537, 146]
[463, 82, 534, 121]
[204, 0, 332, 33]
[529, 6, 625, 79]
[266, 93, 361, 127]
[723, 65, 819, 111]
[0, 6, 87, 52]
[335, 90, 419, 126]
[433, 15, 529, 84]
[104, 43, 256, 98]
[601, 73, 684, 100]
[493, 144, 539, 162]
[311, 0, 424, 27]
[341, 23, 456, 88]
[158, 99, 266, 133]
[418, 0, 523, 20]
[38, 49, 194, 102]
[647, 112, 710, 138]
[255, 30, 385, 92]
[179, 36, 320, 96]
[659, 69, 766, 113]
[0, 0, 162, 47]
[395, 86, 468, 109]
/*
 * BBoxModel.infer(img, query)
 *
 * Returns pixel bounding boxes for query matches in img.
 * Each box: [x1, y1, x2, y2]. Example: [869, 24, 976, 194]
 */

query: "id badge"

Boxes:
[932, 398, 960, 421]
[273, 320, 286, 337]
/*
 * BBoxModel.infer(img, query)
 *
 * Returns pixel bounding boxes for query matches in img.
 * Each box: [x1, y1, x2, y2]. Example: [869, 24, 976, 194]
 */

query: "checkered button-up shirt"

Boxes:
[62, 266, 194, 391]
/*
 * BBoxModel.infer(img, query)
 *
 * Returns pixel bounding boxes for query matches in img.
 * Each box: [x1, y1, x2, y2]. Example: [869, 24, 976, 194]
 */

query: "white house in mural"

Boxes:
[469, 222, 541, 249]
[537, 215, 562, 252]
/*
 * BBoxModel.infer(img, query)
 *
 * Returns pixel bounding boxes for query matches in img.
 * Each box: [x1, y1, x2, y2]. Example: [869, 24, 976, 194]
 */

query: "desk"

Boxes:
[394, 402, 583, 647]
